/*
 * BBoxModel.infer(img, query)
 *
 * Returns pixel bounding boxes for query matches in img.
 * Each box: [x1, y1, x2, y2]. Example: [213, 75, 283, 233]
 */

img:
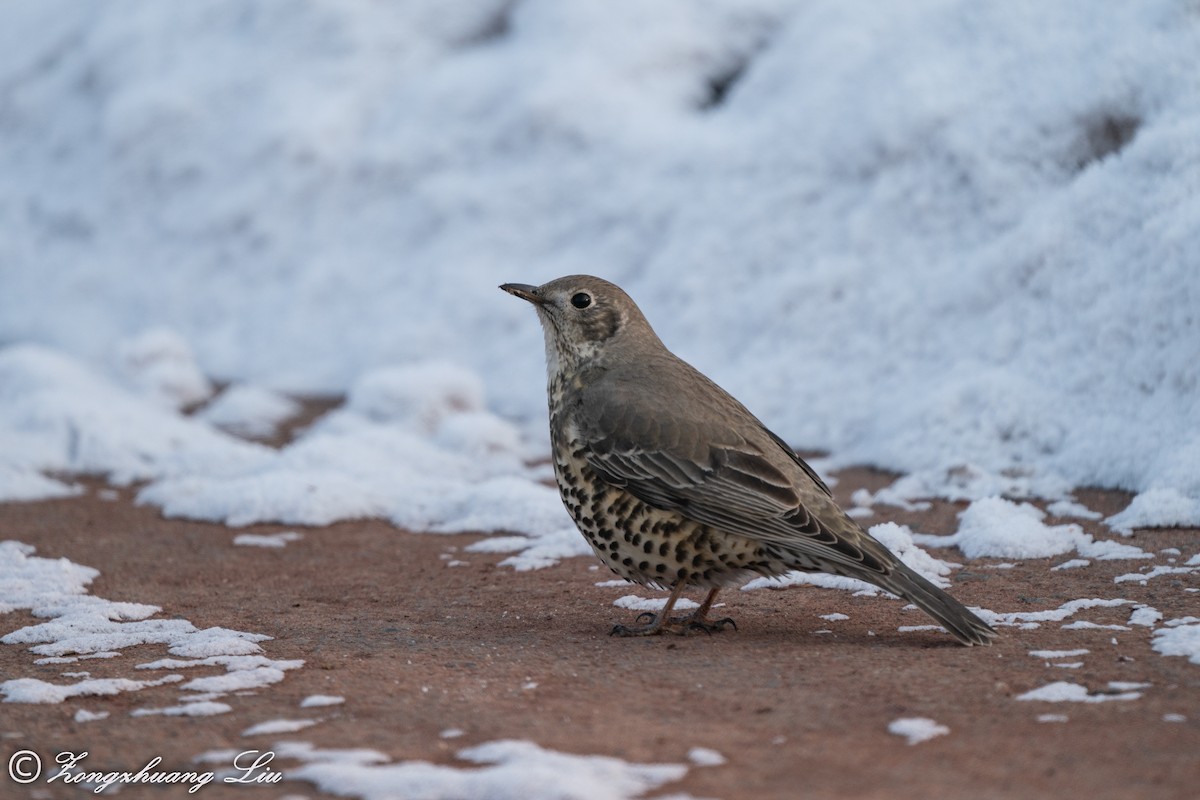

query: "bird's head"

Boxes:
[501, 275, 657, 374]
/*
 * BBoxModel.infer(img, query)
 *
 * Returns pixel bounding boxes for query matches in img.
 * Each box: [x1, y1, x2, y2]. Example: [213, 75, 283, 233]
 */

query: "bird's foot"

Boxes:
[610, 611, 738, 637]
[684, 615, 738, 635]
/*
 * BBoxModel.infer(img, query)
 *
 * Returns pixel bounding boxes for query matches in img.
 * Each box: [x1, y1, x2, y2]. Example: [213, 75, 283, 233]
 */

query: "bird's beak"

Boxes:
[500, 283, 546, 306]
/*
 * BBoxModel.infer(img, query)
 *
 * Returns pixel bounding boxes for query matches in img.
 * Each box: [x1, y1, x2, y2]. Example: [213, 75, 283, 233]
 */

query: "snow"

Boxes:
[686, 747, 726, 767]
[131, 701, 233, 717]
[1128, 606, 1163, 627]
[819, 613, 850, 622]
[2, 674, 183, 704]
[1051, 559, 1090, 571]
[1107, 489, 1200, 535]
[135, 363, 583, 570]
[243, 718, 321, 736]
[1028, 649, 1089, 659]
[913, 498, 1152, 561]
[1060, 621, 1128, 631]
[74, 709, 109, 722]
[1046, 500, 1102, 520]
[1037, 714, 1069, 724]
[262, 739, 692, 800]
[1015, 682, 1143, 703]
[887, 718, 949, 745]
[613, 596, 700, 613]
[196, 742, 389, 768]
[181, 665, 298, 694]
[0, 465, 81, 503]
[197, 384, 301, 439]
[114, 328, 213, 410]
[0, 344, 269, 492]
[1114, 565, 1200, 585]
[300, 694, 345, 708]
[234, 531, 304, 548]
[1107, 681, 1151, 692]
[0, 0, 1195, 538]
[0, 541, 302, 707]
[1152, 623, 1200, 666]
[1, 6, 1200, 791]
[973, 598, 1135, 630]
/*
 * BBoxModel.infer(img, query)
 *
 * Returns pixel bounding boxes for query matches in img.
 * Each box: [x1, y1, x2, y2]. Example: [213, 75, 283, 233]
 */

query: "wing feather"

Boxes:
[574, 359, 891, 576]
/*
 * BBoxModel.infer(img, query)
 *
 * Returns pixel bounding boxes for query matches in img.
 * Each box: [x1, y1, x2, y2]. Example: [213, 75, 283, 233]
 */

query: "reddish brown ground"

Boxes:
[1, 463, 1198, 799]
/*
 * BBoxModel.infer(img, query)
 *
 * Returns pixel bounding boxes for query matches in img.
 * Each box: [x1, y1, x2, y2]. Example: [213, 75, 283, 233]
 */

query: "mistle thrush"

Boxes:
[501, 275, 996, 646]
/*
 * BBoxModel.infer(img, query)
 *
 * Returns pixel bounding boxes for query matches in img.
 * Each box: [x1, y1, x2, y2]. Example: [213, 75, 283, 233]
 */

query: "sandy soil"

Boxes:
[2, 454, 1198, 799]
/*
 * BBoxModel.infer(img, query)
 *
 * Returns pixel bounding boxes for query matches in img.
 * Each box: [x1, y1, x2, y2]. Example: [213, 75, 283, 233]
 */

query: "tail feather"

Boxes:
[883, 563, 997, 647]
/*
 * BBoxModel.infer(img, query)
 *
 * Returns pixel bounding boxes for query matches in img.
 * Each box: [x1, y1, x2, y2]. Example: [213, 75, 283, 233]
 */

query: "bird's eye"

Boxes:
[570, 292, 592, 309]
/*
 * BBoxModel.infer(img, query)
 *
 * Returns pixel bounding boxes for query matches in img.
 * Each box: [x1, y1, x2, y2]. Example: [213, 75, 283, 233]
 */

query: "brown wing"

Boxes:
[577, 363, 894, 577]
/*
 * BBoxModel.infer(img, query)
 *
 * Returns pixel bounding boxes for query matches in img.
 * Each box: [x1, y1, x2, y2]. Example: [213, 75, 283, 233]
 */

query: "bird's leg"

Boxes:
[611, 581, 690, 637]
[612, 585, 737, 636]
[675, 588, 737, 633]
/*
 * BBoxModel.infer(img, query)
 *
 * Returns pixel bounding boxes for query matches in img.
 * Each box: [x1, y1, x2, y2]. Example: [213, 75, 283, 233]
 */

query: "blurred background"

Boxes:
[1, 0, 1197, 519]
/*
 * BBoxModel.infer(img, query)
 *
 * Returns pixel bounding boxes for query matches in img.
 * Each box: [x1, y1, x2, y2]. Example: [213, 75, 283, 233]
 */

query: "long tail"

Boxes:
[882, 562, 997, 646]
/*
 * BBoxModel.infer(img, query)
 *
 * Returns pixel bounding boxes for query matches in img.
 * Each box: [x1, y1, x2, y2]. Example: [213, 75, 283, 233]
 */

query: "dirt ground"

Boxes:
[2, 454, 1198, 799]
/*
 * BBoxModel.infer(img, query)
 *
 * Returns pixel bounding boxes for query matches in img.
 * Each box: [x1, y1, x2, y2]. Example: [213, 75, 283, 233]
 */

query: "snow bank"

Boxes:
[137, 362, 580, 566]
[0, 342, 578, 568]
[0, 344, 269, 492]
[197, 384, 301, 439]
[0, 1, 1197, 526]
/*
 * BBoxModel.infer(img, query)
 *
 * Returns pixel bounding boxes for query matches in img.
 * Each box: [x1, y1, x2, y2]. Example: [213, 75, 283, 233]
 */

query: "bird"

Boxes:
[501, 275, 996, 646]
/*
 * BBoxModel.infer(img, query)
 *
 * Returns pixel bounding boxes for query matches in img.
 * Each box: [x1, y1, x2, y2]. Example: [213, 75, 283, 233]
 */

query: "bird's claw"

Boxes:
[685, 617, 737, 635]
[610, 614, 738, 637]
[610, 622, 657, 637]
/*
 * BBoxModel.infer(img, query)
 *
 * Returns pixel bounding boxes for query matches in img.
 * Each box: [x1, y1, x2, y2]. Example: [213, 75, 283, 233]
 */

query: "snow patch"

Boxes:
[1107, 489, 1200, 535]
[887, 717, 949, 745]
[74, 709, 109, 723]
[974, 598, 1134, 630]
[1028, 649, 1089, 659]
[613, 596, 700, 613]
[686, 747, 726, 767]
[1016, 682, 1142, 703]
[914, 498, 1151, 561]
[243, 718, 321, 736]
[0, 541, 301, 708]
[1152, 623, 1200, 666]
[274, 739, 691, 800]
[234, 531, 304, 549]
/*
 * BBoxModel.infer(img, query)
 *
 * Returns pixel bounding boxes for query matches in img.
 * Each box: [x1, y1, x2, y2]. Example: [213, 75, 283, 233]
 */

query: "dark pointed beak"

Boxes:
[500, 283, 546, 306]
